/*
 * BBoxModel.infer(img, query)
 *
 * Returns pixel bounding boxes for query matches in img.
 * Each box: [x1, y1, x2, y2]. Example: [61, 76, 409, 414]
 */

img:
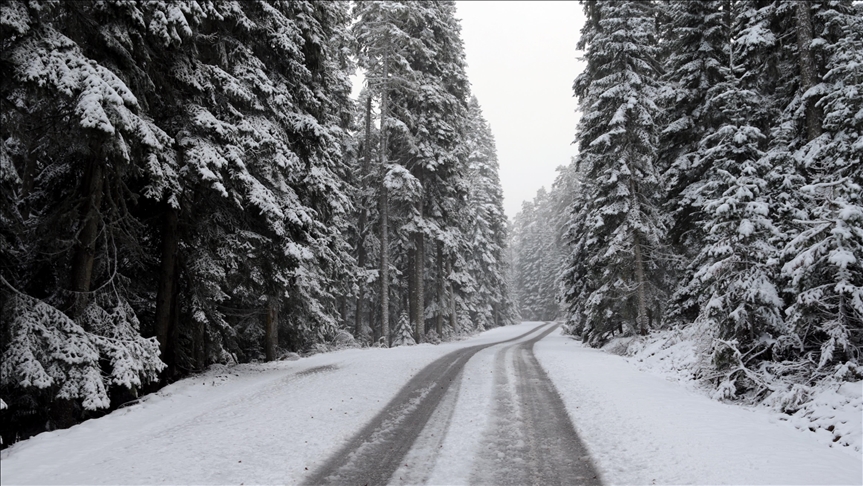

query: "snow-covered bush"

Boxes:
[424, 329, 442, 345]
[1, 292, 164, 411]
[391, 313, 416, 347]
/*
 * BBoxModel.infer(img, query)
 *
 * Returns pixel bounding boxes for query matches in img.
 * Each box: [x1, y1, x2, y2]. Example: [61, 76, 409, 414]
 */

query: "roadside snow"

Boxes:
[608, 328, 863, 456]
[534, 327, 863, 485]
[0, 323, 537, 485]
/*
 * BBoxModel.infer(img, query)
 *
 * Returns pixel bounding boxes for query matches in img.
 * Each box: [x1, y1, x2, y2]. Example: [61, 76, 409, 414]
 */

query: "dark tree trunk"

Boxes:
[796, 1, 822, 141]
[436, 241, 444, 336]
[413, 229, 424, 342]
[194, 318, 206, 371]
[633, 235, 649, 335]
[19, 149, 38, 221]
[379, 53, 391, 347]
[447, 256, 457, 334]
[265, 295, 279, 361]
[155, 205, 179, 365]
[629, 179, 649, 336]
[355, 95, 373, 340]
[340, 297, 348, 329]
[166, 254, 182, 378]
[69, 159, 104, 317]
[379, 184, 389, 346]
[408, 244, 416, 339]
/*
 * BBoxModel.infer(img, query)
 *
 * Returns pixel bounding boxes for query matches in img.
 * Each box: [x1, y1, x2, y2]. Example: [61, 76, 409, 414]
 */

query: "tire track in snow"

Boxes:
[303, 323, 554, 486]
[471, 323, 602, 485]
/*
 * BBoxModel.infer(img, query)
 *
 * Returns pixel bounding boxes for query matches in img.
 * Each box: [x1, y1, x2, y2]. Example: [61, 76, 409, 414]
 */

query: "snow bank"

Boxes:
[605, 328, 863, 457]
[535, 328, 862, 485]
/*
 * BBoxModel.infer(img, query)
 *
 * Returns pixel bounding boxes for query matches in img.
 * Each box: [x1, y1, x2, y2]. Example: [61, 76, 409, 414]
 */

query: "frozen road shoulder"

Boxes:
[534, 327, 863, 485]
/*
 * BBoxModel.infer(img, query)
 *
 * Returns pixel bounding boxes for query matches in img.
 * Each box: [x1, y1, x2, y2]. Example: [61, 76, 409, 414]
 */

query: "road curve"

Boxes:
[303, 323, 601, 485]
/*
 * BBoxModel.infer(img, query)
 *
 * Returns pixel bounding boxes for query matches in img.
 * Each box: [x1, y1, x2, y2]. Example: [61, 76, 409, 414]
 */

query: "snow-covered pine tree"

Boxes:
[781, 1, 863, 376]
[679, 0, 789, 399]
[658, 0, 732, 326]
[391, 311, 416, 347]
[353, 1, 471, 342]
[349, 89, 380, 344]
[563, 0, 667, 343]
[460, 97, 515, 330]
[0, 0, 174, 433]
[124, 1, 357, 368]
[352, 0, 417, 345]
[2, 0, 357, 395]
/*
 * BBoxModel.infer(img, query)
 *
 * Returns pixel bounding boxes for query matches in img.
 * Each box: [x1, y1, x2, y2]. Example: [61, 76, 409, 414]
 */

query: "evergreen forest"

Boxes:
[511, 0, 862, 408]
[0, 0, 515, 444]
[1, 0, 861, 449]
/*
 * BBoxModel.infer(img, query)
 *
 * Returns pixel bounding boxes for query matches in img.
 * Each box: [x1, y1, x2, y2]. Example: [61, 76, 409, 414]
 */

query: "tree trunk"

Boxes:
[414, 230, 424, 342]
[628, 177, 649, 335]
[796, 1, 822, 141]
[340, 297, 348, 329]
[19, 150, 39, 221]
[355, 95, 373, 340]
[436, 242, 444, 336]
[632, 234, 649, 335]
[408, 244, 417, 339]
[379, 53, 391, 347]
[194, 318, 206, 371]
[447, 256, 458, 334]
[69, 159, 104, 317]
[265, 295, 279, 362]
[155, 205, 179, 365]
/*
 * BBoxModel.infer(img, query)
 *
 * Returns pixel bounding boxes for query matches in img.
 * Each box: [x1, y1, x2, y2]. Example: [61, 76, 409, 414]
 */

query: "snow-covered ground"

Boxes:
[0, 324, 535, 485]
[2, 322, 860, 485]
[535, 327, 863, 485]
[607, 327, 863, 457]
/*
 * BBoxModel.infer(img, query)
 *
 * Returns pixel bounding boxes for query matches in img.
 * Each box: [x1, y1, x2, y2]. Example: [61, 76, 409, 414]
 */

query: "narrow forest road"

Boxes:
[304, 322, 601, 485]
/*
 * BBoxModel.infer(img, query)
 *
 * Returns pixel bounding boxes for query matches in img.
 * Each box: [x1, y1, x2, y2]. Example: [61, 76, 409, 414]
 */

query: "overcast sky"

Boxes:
[456, 1, 586, 219]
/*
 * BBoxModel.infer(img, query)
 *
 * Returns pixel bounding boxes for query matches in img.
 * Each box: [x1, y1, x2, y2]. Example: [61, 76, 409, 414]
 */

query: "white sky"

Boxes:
[456, 1, 586, 219]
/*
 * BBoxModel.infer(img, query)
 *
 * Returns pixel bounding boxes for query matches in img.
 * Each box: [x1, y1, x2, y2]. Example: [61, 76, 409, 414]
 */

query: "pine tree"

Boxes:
[353, 1, 471, 342]
[658, 1, 731, 326]
[676, 0, 789, 398]
[460, 97, 514, 329]
[563, 0, 667, 342]
[782, 2, 863, 373]
[140, 0, 356, 367]
[1, 0, 173, 431]
[391, 311, 416, 347]
[1, 1, 358, 441]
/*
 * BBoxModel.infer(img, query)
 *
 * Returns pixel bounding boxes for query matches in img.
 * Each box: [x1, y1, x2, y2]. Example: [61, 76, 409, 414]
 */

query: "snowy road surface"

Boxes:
[1, 322, 861, 485]
[306, 322, 599, 485]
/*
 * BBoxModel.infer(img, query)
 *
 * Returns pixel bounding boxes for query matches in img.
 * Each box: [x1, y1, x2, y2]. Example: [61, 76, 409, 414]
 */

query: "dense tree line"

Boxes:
[508, 165, 579, 322]
[554, 0, 861, 403]
[0, 0, 513, 445]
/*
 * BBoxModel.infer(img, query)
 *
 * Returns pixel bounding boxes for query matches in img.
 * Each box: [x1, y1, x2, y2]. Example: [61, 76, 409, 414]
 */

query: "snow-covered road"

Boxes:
[1, 322, 860, 485]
